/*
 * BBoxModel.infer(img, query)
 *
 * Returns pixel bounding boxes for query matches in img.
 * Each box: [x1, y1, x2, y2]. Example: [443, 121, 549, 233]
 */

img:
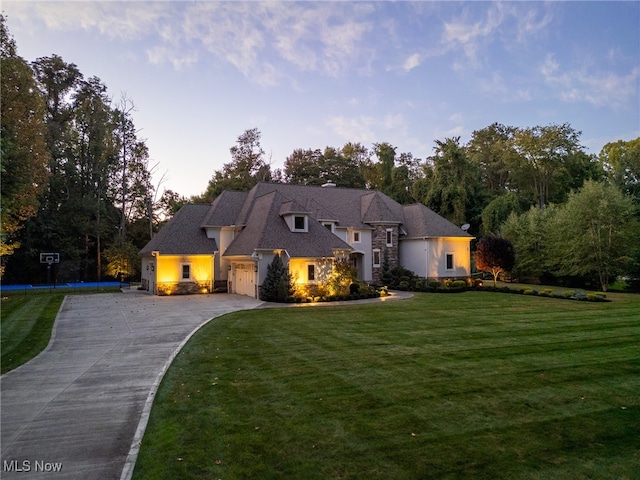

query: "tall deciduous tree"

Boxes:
[552, 180, 639, 291]
[421, 137, 487, 228]
[284, 143, 367, 188]
[284, 148, 323, 185]
[0, 16, 49, 275]
[204, 128, 271, 201]
[500, 205, 559, 280]
[467, 123, 518, 197]
[481, 192, 520, 234]
[511, 123, 585, 209]
[475, 235, 516, 287]
[599, 138, 640, 207]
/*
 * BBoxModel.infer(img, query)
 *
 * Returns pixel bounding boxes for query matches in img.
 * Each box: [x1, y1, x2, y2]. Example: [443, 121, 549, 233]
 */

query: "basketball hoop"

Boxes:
[40, 252, 60, 264]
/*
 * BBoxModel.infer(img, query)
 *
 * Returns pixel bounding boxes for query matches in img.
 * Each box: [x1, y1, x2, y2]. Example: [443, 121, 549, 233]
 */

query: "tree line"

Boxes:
[196, 125, 639, 291]
[2, 15, 638, 290]
[1, 16, 175, 284]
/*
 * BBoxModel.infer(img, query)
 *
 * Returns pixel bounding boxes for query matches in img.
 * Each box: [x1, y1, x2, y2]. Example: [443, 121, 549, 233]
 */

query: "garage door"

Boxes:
[235, 264, 255, 297]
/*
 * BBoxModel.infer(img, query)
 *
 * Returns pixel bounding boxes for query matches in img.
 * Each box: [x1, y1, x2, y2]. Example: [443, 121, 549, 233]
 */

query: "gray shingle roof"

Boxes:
[142, 183, 471, 258]
[401, 203, 472, 238]
[201, 190, 248, 227]
[361, 192, 403, 224]
[223, 190, 352, 258]
[140, 204, 218, 255]
[234, 183, 400, 229]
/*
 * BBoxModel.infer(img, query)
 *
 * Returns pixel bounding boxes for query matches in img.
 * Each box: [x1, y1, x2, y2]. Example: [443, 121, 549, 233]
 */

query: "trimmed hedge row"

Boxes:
[392, 277, 610, 302]
[479, 285, 610, 302]
[283, 290, 384, 304]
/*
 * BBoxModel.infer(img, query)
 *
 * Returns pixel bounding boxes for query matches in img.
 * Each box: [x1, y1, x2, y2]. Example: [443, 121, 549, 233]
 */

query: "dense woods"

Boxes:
[1, 17, 161, 284]
[2, 16, 638, 290]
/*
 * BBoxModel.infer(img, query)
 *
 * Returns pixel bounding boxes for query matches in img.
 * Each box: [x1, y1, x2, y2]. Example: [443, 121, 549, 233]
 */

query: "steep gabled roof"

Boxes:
[361, 192, 403, 224]
[279, 198, 309, 216]
[140, 204, 217, 255]
[402, 203, 472, 238]
[201, 190, 248, 227]
[223, 190, 352, 258]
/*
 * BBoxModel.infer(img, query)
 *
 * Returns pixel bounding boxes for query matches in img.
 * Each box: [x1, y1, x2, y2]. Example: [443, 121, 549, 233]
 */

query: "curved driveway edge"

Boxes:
[1, 292, 262, 480]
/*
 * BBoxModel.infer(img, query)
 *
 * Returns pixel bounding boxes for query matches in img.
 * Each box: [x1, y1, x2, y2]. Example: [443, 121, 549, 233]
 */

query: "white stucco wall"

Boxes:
[400, 237, 471, 279]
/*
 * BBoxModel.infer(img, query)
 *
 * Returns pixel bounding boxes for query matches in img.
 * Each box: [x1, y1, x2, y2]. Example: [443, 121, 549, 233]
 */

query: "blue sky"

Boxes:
[4, 1, 639, 198]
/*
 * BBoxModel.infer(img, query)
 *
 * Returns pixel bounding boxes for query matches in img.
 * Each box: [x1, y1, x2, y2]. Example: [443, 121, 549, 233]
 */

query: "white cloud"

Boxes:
[146, 46, 198, 71]
[326, 115, 376, 143]
[327, 113, 407, 144]
[540, 55, 639, 108]
[540, 54, 560, 77]
[7, 1, 171, 40]
[441, 3, 555, 70]
[403, 53, 422, 72]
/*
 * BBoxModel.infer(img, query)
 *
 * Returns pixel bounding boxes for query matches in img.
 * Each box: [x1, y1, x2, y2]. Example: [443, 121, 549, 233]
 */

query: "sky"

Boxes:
[3, 1, 639, 198]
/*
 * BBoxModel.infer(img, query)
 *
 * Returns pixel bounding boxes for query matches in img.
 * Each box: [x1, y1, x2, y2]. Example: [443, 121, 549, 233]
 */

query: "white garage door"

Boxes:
[235, 264, 255, 297]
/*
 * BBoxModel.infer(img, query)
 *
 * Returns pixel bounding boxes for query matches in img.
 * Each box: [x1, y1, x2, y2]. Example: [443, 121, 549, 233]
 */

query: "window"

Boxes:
[446, 253, 454, 270]
[294, 216, 306, 230]
[323, 222, 333, 232]
[181, 264, 191, 280]
[307, 264, 315, 281]
[386, 228, 393, 247]
[373, 249, 381, 267]
[353, 231, 360, 243]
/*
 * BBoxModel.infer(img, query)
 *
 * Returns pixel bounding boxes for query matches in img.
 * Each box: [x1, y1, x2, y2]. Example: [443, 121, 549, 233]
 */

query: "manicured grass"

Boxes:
[1, 294, 65, 374]
[134, 291, 640, 479]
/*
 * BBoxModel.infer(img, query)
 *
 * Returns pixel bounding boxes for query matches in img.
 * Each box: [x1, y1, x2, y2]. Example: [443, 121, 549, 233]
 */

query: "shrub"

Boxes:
[429, 281, 441, 289]
[571, 291, 587, 301]
[587, 293, 608, 302]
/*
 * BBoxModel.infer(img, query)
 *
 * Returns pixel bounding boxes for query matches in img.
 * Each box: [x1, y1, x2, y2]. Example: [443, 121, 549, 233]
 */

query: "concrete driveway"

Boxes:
[1, 291, 263, 479]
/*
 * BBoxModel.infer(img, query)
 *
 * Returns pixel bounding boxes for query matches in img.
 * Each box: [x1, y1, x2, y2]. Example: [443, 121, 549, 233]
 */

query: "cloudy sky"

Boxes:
[4, 1, 639, 198]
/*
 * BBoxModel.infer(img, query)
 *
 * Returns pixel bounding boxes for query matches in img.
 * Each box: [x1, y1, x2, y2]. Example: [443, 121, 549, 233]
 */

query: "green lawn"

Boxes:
[133, 291, 640, 480]
[1, 294, 65, 374]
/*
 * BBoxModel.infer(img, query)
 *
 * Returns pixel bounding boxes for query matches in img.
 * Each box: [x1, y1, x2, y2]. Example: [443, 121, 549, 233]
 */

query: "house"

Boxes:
[140, 182, 472, 296]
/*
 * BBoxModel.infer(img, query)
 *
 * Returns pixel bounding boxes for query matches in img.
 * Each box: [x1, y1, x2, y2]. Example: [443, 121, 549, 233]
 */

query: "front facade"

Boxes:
[140, 183, 473, 297]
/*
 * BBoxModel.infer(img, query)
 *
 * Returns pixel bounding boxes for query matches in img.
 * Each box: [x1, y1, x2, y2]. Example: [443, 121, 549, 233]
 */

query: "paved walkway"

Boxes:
[1, 292, 262, 479]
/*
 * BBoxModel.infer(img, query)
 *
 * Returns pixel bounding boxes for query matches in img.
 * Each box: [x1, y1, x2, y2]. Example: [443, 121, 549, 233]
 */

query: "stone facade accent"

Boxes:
[371, 224, 399, 284]
[156, 281, 210, 296]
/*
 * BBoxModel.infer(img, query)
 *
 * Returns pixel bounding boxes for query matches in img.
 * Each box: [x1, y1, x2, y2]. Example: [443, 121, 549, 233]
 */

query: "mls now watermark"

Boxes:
[3, 459, 63, 473]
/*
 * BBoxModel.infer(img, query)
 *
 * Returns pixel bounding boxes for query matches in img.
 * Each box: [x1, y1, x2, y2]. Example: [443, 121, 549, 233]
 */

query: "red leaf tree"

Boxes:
[476, 235, 516, 287]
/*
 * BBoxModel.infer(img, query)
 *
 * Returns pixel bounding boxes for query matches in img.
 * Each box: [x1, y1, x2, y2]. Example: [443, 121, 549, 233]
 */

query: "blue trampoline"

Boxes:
[0, 281, 129, 291]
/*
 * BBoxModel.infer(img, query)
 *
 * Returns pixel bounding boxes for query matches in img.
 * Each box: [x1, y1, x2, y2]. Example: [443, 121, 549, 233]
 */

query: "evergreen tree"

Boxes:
[260, 254, 292, 302]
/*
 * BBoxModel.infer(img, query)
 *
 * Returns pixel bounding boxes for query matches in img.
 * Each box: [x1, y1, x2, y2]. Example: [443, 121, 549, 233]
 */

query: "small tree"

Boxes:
[476, 235, 516, 287]
[260, 254, 292, 302]
[325, 258, 358, 296]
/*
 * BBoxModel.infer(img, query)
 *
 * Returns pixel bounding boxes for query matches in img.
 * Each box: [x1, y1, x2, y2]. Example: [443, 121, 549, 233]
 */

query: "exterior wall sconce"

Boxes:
[228, 264, 232, 271]
[254, 265, 258, 272]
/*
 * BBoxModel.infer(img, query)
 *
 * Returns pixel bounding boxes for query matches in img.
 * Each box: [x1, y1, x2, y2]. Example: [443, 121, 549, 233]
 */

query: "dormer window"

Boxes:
[322, 222, 334, 232]
[294, 215, 307, 231]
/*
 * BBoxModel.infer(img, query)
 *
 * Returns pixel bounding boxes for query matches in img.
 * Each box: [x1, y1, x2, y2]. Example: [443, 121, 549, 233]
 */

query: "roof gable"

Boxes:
[223, 190, 352, 258]
[201, 190, 248, 227]
[140, 204, 217, 255]
[361, 192, 403, 224]
[402, 203, 472, 238]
